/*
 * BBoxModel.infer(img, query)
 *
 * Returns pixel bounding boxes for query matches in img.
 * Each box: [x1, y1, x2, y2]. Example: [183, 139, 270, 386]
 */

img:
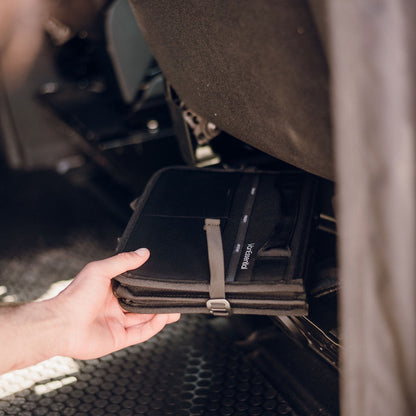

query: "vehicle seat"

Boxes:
[127, 0, 333, 179]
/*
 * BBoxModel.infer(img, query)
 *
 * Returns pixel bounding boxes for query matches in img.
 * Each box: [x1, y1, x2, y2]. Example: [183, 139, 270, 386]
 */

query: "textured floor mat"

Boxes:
[0, 169, 297, 415]
[0, 315, 296, 416]
[0, 169, 122, 302]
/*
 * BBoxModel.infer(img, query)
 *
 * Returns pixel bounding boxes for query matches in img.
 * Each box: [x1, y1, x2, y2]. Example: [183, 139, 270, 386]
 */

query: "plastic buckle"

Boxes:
[206, 299, 232, 317]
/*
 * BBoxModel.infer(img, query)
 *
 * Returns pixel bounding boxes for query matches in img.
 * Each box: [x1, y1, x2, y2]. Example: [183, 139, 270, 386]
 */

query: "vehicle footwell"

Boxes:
[0, 168, 298, 416]
[0, 314, 296, 416]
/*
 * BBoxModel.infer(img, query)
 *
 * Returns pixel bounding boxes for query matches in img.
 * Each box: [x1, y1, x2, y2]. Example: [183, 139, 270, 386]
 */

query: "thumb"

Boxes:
[85, 248, 150, 280]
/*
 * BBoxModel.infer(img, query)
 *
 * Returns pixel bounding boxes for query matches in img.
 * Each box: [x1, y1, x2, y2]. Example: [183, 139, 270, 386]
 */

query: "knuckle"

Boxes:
[117, 252, 132, 261]
[117, 251, 136, 262]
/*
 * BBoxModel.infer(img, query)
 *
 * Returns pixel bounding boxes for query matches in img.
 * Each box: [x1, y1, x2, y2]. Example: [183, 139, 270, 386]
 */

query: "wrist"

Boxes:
[18, 300, 65, 364]
[35, 299, 68, 359]
[0, 300, 66, 374]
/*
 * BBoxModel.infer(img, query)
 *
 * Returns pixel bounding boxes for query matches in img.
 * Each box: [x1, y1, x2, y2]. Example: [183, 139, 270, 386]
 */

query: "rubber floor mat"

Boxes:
[0, 169, 297, 415]
[0, 315, 296, 416]
[0, 169, 122, 302]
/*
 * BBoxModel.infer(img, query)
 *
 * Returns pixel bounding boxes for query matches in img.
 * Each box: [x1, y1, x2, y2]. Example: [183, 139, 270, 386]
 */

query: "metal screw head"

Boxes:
[147, 120, 159, 131]
[207, 122, 217, 132]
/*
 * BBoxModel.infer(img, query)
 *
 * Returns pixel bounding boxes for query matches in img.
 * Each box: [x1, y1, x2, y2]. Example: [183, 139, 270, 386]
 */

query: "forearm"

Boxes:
[0, 300, 64, 374]
[0, 250, 179, 375]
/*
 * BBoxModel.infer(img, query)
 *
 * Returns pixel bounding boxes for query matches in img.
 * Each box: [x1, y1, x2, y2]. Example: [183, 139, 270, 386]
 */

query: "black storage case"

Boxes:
[112, 167, 316, 316]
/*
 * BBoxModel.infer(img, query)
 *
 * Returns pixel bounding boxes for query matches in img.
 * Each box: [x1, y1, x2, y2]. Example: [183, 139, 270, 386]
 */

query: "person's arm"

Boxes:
[0, 248, 180, 375]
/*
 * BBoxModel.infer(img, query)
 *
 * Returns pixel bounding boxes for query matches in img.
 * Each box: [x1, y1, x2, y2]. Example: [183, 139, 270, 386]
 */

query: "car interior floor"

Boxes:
[0, 143, 339, 416]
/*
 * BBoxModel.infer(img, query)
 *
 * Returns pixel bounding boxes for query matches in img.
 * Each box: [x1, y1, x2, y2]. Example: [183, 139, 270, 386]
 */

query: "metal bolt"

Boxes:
[207, 122, 217, 131]
[147, 120, 159, 131]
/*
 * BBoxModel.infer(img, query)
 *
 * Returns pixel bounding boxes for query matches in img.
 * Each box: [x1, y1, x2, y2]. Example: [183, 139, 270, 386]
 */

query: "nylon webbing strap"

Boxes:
[204, 218, 231, 316]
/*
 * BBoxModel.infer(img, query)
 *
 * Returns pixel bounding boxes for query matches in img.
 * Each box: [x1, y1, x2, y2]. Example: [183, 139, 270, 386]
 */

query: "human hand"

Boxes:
[48, 249, 180, 360]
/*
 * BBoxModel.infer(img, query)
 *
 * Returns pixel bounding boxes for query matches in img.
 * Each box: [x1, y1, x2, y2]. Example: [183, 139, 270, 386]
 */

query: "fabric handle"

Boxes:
[204, 218, 231, 316]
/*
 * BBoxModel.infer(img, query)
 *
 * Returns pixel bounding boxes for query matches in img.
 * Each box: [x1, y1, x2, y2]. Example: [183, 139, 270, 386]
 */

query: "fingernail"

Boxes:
[134, 248, 149, 257]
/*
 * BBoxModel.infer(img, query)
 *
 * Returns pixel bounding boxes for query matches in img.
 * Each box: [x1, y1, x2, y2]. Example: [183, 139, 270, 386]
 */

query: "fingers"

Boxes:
[166, 313, 181, 324]
[123, 313, 155, 328]
[124, 314, 171, 346]
[84, 249, 150, 280]
[124, 313, 181, 328]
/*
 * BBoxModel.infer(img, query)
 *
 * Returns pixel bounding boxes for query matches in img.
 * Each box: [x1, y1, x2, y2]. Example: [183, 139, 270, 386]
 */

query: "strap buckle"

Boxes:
[206, 299, 232, 317]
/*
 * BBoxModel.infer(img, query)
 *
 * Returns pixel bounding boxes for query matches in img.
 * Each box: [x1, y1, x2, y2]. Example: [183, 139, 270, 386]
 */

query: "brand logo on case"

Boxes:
[241, 243, 255, 270]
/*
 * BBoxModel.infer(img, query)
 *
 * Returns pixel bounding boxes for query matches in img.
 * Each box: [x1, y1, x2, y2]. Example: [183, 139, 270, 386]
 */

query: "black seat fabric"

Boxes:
[128, 0, 333, 179]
